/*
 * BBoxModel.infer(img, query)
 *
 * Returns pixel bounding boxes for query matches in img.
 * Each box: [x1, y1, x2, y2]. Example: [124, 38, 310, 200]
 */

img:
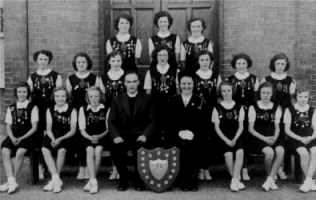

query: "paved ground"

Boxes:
[1, 158, 316, 200]
[1, 122, 316, 200]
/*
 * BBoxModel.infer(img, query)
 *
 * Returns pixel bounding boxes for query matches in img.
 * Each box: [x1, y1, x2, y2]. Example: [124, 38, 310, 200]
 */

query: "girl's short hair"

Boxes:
[14, 82, 31, 99]
[150, 44, 176, 68]
[217, 80, 236, 99]
[269, 53, 290, 72]
[85, 86, 105, 104]
[50, 86, 70, 104]
[114, 13, 134, 31]
[105, 50, 125, 64]
[256, 81, 276, 101]
[293, 85, 311, 101]
[33, 50, 53, 64]
[153, 11, 173, 29]
[231, 53, 252, 69]
[195, 49, 214, 63]
[72, 52, 93, 71]
[187, 17, 206, 33]
[151, 44, 174, 60]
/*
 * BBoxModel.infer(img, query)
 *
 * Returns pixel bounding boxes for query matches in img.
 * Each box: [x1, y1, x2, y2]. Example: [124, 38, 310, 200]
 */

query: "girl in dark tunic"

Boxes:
[41, 86, 77, 193]
[248, 82, 284, 191]
[0, 82, 38, 194]
[66, 52, 99, 180]
[284, 86, 316, 192]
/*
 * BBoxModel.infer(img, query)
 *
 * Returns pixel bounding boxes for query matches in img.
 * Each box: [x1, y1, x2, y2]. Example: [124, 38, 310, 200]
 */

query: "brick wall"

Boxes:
[2, 0, 105, 122]
[2, 0, 316, 123]
[221, 0, 316, 105]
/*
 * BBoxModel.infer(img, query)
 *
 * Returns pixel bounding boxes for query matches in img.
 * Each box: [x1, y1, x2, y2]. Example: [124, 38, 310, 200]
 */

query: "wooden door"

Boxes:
[104, 0, 219, 66]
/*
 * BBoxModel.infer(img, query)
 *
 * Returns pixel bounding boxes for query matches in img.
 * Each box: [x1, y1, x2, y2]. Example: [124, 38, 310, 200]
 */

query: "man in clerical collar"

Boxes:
[108, 70, 155, 192]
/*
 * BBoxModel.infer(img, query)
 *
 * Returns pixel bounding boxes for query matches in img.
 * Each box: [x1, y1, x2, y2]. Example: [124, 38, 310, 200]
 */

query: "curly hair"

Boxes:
[269, 53, 290, 72]
[114, 13, 133, 32]
[256, 81, 276, 102]
[153, 11, 173, 29]
[14, 82, 31, 99]
[231, 53, 252, 69]
[72, 52, 93, 71]
[187, 17, 206, 33]
[50, 86, 70, 104]
[33, 50, 53, 64]
[217, 80, 236, 99]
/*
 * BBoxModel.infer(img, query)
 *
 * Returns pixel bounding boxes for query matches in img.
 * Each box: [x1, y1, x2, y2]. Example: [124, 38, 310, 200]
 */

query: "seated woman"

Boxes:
[41, 86, 77, 193]
[0, 82, 38, 194]
[248, 82, 284, 191]
[284, 86, 316, 192]
[165, 71, 205, 192]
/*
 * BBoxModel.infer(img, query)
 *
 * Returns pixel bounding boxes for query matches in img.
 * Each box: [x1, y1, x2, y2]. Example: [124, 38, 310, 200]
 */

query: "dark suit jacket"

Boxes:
[165, 94, 205, 146]
[108, 92, 155, 141]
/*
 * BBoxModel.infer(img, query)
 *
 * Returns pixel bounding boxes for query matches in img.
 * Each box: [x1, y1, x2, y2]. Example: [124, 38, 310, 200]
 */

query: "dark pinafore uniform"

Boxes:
[68, 73, 98, 111]
[288, 105, 316, 150]
[109, 36, 138, 72]
[251, 103, 283, 153]
[30, 71, 59, 146]
[151, 34, 178, 64]
[182, 38, 211, 72]
[42, 105, 74, 151]
[227, 74, 257, 152]
[149, 65, 177, 146]
[81, 104, 109, 148]
[265, 75, 293, 111]
[216, 103, 243, 154]
[100, 73, 125, 108]
[1, 103, 36, 152]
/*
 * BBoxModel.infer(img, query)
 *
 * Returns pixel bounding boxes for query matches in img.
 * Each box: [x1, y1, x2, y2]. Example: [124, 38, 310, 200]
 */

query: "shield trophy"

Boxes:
[137, 147, 180, 193]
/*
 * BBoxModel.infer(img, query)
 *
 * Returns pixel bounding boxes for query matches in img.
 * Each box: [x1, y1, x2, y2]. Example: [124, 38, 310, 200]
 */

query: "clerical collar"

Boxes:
[127, 92, 138, 98]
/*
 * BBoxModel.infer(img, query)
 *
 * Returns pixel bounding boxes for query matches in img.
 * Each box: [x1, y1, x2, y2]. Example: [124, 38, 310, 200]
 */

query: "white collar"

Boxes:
[294, 103, 310, 112]
[17, 100, 29, 109]
[258, 101, 274, 109]
[116, 33, 131, 42]
[54, 103, 69, 113]
[196, 69, 213, 79]
[220, 101, 236, 109]
[36, 68, 52, 76]
[127, 92, 138, 98]
[181, 94, 192, 103]
[76, 71, 90, 79]
[234, 72, 250, 80]
[188, 36, 205, 43]
[157, 64, 170, 74]
[157, 31, 171, 38]
[271, 72, 287, 80]
[86, 104, 105, 112]
[108, 69, 124, 80]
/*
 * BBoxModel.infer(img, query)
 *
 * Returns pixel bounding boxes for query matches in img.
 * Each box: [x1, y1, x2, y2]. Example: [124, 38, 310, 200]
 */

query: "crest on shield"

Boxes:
[138, 147, 180, 193]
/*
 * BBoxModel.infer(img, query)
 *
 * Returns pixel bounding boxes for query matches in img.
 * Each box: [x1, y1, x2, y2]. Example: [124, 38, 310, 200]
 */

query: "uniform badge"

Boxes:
[161, 40, 167, 45]
[138, 147, 180, 193]
[203, 81, 209, 88]
[226, 112, 233, 119]
[263, 112, 270, 121]
[276, 83, 283, 91]
[240, 81, 246, 89]
[16, 109, 23, 118]
[79, 81, 86, 88]
[121, 43, 127, 51]
[113, 81, 118, 90]
[299, 113, 306, 122]
[160, 76, 167, 83]
[193, 44, 200, 52]
[41, 77, 47, 84]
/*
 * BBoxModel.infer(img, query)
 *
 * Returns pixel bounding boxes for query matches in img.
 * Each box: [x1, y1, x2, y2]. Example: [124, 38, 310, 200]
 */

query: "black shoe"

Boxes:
[135, 183, 145, 191]
[117, 182, 128, 191]
[190, 185, 198, 192]
[181, 187, 189, 192]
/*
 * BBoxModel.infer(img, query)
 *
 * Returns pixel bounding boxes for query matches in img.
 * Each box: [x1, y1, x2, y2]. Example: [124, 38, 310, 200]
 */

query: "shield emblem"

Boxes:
[138, 147, 180, 193]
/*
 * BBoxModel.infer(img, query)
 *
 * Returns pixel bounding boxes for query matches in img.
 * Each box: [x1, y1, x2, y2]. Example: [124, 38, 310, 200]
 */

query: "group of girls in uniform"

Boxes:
[1, 10, 316, 195]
